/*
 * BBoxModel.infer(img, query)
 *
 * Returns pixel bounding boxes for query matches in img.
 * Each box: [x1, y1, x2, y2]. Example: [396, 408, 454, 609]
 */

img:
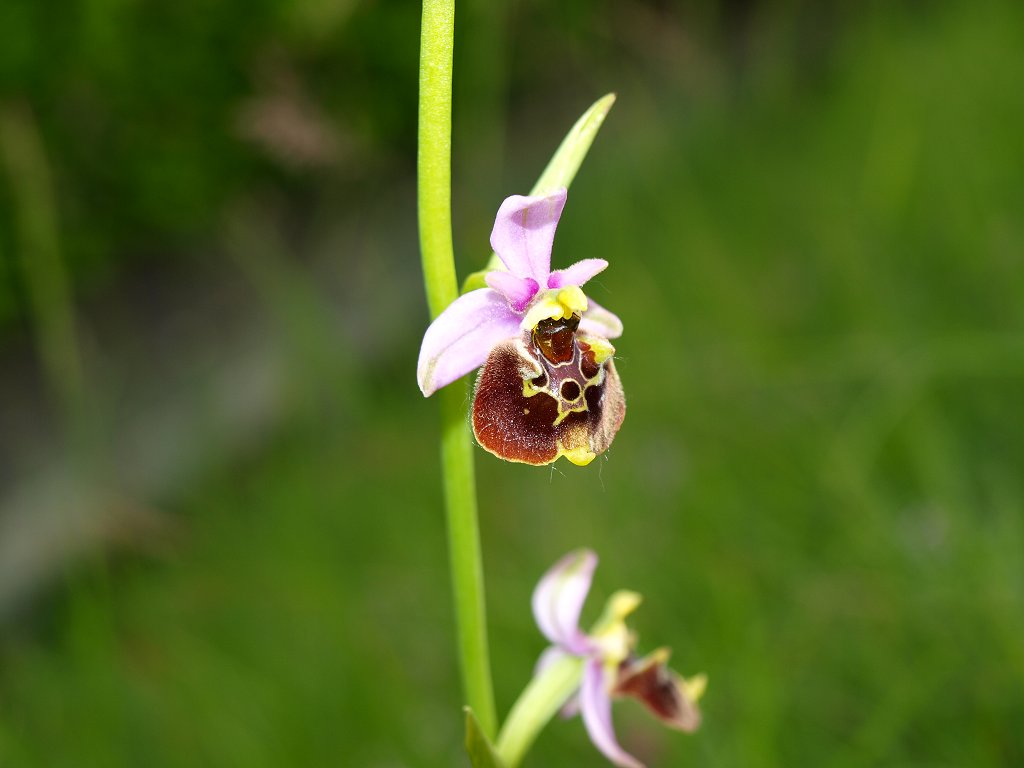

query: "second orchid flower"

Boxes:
[531, 550, 706, 768]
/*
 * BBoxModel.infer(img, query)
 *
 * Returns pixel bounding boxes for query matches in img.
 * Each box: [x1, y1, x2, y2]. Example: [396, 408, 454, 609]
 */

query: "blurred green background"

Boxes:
[1, 0, 1023, 765]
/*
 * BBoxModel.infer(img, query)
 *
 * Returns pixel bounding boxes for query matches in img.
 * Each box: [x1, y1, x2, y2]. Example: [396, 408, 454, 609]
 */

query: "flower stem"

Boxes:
[417, 0, 497, 739]
[418, 0, 458, 319]
[439, 383, 496, 737]
[495, 654, 585, 768]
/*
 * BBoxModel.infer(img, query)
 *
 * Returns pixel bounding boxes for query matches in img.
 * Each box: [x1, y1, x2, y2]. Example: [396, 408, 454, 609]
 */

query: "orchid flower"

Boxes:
[416, 189, 626, 466]
[532, 550, 706, 768]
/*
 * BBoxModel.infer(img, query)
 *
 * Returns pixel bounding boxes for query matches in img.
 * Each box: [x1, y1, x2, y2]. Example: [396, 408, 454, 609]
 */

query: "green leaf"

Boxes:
[527, 92, 617, 197]
[465, 707, 508, 768]
[462, 93, 617, 293]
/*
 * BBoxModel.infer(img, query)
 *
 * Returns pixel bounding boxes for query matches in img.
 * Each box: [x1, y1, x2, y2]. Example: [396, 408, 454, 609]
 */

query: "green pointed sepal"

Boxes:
[465, 707, 508, 768]
[462, 93, 617, 294]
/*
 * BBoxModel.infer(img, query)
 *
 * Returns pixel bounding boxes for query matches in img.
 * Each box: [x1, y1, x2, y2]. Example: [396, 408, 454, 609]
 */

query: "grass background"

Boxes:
[1, 1, 1023, 766]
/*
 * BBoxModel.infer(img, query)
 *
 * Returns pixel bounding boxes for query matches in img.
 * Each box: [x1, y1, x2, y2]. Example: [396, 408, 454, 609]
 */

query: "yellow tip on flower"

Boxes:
[523, 288, 589, 330]
[559, 443, 596, 466]
[681, 673, 708, 703]
[557, 286, 588, 316]
[589, 591, 643, 665]
[591, 589, 644, 637]
[608, 590, 643, 621]
[647, 646, 672, 666]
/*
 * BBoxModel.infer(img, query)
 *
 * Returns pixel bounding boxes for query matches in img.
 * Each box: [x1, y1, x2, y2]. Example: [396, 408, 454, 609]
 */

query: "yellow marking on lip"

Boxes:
[579, 335, 615, 364]
[523, 287, 589, 329]
[522, 379, 546, 398]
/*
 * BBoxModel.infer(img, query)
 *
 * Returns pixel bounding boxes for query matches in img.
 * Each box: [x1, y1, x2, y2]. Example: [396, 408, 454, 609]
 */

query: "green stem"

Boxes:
[418, 0, 458, 319]
[439, 383, 496, 737]
[495, 654, 585, 768]
[418, 0, 497, 739]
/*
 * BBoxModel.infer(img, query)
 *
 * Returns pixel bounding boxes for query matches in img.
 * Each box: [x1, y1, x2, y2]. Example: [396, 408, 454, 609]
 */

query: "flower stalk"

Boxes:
[496, 653, 585, 768]
[417, 0, 497, 739]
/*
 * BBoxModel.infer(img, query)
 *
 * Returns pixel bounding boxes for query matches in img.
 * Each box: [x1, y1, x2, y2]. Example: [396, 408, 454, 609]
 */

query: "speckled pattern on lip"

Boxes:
[471, 323, 625, 467]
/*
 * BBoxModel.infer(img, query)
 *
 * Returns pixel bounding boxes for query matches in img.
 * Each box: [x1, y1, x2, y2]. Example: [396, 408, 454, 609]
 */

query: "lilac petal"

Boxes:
[532, 550, 597, 654]
[579, 299, 624, 339]
[581, 659, 645, 768]
[490, 189, 567, 284]
[485, 270, 539, 312]
[417, 289, 522, 396]
[547, 258, 608, 289]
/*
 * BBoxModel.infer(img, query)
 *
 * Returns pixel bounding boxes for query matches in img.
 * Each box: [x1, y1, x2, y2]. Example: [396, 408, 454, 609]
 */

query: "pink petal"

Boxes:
[485, 271, 539, 312]
[579, 299, 623, 339]
[547, 258, 608, 289]
[532, 549, 596, 655]
[490, 189, 567, 284]
[581, 660, 645, 768]
[417, 289, 522, 396]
